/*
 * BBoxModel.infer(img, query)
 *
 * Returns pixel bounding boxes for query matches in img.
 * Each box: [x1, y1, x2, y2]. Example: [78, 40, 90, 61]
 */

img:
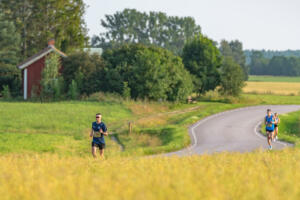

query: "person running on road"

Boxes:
[90, 113, 108, 158]
[273, 112, 280, 141]
[265, 109, 275, 150]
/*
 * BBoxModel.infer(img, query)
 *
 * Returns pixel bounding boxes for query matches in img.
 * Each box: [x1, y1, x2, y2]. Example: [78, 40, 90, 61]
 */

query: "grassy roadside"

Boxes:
[259, 110, 300, 148]
[1, 93, 300, 157]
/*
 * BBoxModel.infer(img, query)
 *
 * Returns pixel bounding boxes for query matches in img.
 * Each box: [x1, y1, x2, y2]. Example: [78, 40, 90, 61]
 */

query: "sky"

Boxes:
[83, 0, 300, 50]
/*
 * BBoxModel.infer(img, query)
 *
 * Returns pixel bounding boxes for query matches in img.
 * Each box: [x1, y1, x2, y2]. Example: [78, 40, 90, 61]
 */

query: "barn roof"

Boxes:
[17, 45, 67, 70]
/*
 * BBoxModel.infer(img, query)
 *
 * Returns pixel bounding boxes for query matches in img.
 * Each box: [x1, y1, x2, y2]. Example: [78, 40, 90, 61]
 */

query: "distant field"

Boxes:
[249, 75, 300, 82]
[244, 82, 300, 95]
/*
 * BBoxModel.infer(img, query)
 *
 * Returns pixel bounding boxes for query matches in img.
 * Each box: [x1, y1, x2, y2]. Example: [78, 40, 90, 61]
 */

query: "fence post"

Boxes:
[128, 121, 133, 134]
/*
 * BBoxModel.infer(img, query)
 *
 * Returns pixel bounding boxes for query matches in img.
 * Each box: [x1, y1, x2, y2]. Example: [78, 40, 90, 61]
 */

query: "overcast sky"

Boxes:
[84, 0, 300, 50]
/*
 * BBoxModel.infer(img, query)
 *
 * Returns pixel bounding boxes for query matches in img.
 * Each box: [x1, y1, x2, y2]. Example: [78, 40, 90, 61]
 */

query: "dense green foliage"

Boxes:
[219, 57, 245, 96]
[0, 14, 21, 96]
[220, 40, 248, 80]
[182, 35, 222, 94]
[249, 51, 300, 76]
[40, 54, 63, 100]
[92, 9, 201, 55]
[0, 0, 88, 59]
[62, 52, 105, 96]
[245, 49, 300, 65]
[102, 44, 194, 101]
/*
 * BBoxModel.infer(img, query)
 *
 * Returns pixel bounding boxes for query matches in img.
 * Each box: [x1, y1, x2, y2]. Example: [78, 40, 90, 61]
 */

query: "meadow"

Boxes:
[0, 99, 244, 157]
[2, 90, 300, 199]
[244, 75, 300, 95]
[1, 149, 300, 200]
[259, 109, 300, 147]
[2, 93, 300, 157]
[248, 75, 300, 82]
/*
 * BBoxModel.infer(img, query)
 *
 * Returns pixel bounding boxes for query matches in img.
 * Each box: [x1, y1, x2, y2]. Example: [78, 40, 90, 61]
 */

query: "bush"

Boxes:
[122, 82, 131, 100]
[102, 43, 193, 102]
[182, 34, 222, 95]
[219, 57, 245, 97]
[2, 85, 11, 100]
[62, 52, 105, 96]
[40, 53, 63, 101]
[68, 80, 79, 100]
[86, 92, 124, 103]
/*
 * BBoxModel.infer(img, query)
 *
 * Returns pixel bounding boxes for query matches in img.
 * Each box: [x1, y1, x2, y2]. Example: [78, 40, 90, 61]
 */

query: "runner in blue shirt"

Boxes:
[265, 109, 275, 150]
[90, 113, 108, 158]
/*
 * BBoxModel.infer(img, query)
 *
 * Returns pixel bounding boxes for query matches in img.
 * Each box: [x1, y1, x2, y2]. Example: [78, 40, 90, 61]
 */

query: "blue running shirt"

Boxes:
[265, 115, 274, 131]
[92, 122, 107, 144]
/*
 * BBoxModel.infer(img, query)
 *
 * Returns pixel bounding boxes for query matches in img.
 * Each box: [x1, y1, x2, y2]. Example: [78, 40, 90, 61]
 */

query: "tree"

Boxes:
[92, 9, 201, 55]
[102, 43, 193, 101]
[182, 34, 222, 94]
[0, 14, 21, 96]
[40, 53, 62, 100]
[219, 57, 245, 96]
[0, 0, 88, 59]
[249, 51, 269, 75]
[220, 40, 248, 80]
[67, 80, 79, 100]
[61, 52, 105, 96]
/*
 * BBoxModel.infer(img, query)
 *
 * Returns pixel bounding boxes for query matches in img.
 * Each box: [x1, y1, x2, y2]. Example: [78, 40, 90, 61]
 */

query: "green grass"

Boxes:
[276, 111, 300, 147]
[2, 93, 300, 157]
[242, 93, 300, 104]
[259, 110, 300, 147]
[248, 75, 300, 82]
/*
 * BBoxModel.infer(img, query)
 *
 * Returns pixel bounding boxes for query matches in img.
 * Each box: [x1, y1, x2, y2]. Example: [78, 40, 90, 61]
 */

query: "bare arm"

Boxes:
[100, 129, 108, 136]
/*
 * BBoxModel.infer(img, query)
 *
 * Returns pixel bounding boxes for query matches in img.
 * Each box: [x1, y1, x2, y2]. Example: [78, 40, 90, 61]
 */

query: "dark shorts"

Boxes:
[266, 129, 274, 137]
[92, 142, 105, 150]
[274, 124, 278, 128]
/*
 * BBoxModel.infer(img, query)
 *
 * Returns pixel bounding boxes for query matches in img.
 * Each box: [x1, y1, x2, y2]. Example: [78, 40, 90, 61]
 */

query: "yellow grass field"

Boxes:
[1, 149, 300, 200]
[244, 81, 300, 95]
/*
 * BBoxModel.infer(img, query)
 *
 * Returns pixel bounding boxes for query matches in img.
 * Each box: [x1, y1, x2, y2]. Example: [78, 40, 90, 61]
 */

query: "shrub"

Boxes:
[219, 57, 245, 97]
[62, 52, 105, 96]
[40, 53, 63, 101]
[68, 80, 79, 100]
[122, 82, 131, 100]
[2, 85, 11, 100]
[182, 34, 222, 95]
[102, 43, 193, 102]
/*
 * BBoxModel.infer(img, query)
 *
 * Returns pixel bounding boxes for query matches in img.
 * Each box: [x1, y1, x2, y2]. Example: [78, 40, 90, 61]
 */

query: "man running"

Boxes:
[274, 112, 280, 141]
[265, 109, 275, 150]
[90, 113, 108, 158]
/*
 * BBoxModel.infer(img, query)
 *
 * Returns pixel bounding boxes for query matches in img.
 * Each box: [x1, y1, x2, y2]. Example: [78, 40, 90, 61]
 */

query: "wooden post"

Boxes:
[128, 122, 133, 134]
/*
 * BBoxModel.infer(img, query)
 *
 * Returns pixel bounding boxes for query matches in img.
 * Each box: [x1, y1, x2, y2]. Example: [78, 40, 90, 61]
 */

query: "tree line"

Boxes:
[0, 6, 246, 101]
[245, 50, 300, 65]
[248, 51, 300, 76]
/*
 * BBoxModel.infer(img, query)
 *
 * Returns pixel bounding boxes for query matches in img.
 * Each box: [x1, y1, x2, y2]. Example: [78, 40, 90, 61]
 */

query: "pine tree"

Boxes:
[0, 0, 88, 58]
[0, 14, 21, 95]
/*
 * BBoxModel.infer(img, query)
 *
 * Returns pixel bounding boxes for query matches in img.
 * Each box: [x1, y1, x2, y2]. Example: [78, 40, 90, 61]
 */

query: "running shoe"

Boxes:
[276, 136, 278, 140]
[269, 145, 272, 150]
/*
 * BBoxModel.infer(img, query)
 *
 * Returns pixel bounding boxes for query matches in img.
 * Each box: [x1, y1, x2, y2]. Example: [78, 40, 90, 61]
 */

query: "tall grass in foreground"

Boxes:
[1, 149, 300, 200]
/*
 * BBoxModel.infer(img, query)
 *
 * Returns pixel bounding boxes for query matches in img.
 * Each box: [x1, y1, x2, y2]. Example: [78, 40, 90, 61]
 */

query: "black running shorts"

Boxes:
[92, 142, 105, 150]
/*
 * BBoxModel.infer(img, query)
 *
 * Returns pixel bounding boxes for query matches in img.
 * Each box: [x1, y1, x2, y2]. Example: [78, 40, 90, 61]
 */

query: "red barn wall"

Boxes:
[26, 57, 45, 98]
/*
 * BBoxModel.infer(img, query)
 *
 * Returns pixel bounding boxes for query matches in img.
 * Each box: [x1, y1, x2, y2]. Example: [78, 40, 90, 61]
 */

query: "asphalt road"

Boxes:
[166, 105, 300, 156]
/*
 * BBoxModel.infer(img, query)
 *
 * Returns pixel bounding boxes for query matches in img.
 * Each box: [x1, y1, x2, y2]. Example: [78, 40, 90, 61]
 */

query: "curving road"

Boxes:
[166, 105, 300, 156]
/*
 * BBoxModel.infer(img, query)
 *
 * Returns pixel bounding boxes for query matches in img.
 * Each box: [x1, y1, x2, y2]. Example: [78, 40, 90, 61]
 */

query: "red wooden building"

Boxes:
[17, 40, 67, 100]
